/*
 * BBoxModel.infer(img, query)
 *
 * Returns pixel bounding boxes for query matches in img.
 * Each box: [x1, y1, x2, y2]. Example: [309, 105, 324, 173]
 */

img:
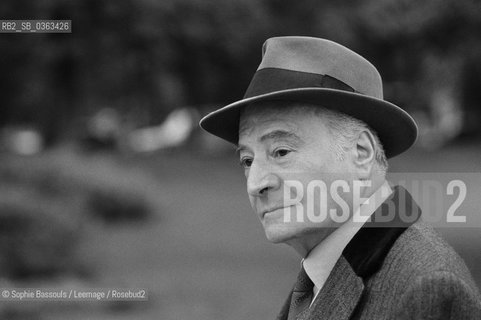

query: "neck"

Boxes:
[286, 229, 337, 258]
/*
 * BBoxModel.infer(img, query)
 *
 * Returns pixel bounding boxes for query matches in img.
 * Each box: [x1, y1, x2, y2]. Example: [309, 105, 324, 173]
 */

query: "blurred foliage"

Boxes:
[0, 148, 162, 279]
[1, 0, 481, 144]
[0, 189, 82, 279]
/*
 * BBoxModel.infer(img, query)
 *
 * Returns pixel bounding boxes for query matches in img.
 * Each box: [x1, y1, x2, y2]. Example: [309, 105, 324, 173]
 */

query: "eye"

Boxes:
[273, 148, 292, 158]
[239, 157, 253, 168]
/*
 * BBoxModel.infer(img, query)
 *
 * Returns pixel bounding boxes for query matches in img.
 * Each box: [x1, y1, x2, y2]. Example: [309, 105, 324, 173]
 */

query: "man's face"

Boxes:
[238, 103, 355, 246]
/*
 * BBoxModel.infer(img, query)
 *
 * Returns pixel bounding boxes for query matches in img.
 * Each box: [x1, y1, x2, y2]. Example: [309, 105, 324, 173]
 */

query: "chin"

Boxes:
[263, 225, 298, 243]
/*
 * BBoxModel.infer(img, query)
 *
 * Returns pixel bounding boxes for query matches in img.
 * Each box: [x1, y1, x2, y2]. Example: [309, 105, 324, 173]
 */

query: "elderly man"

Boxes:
[199, 37, 481, 319]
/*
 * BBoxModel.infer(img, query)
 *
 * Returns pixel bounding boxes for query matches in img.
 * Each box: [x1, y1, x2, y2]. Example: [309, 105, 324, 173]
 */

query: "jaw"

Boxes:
[263, 219, 338, 257]
[261, 218, 298, 243]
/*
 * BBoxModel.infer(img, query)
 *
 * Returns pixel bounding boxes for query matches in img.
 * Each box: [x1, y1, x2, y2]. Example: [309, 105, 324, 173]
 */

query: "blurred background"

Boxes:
[0, 0, 480, 319]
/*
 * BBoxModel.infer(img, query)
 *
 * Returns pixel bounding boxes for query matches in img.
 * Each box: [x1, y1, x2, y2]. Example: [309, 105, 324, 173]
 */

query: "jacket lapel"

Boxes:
[276, 257, 364, 320]
[302, 256, 364, 320]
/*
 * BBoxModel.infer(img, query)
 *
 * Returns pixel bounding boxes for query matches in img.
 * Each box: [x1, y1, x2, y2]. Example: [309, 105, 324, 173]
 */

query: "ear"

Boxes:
[352, 130, 376, 179]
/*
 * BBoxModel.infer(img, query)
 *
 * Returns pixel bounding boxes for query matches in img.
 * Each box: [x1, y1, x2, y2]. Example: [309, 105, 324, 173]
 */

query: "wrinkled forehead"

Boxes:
[239, 101, 319, 137]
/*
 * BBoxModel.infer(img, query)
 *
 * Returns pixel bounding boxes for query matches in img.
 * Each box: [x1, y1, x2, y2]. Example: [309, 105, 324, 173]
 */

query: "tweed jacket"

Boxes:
[277, 186, 481, 320]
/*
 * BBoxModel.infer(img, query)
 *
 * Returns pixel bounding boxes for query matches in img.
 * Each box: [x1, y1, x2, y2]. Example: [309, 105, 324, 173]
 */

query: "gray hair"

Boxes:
[311, 106, 388, 174]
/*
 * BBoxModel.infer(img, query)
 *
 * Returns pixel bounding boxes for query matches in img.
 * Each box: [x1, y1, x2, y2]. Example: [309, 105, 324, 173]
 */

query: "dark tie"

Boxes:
[287, 266, 314, 320]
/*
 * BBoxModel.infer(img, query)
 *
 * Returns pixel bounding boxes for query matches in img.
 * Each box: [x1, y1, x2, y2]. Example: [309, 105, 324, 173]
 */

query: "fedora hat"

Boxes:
[199, 36, 417, 158]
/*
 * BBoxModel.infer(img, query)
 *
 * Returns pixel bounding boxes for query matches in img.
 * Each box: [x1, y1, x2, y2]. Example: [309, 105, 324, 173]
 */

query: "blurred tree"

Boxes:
[0, 0, 480, 144]
[357, 0, 481, 138]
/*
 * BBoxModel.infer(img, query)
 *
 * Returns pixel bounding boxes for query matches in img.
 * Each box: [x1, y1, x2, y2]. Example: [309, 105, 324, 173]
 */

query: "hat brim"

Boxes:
[199, 88, 418, 158]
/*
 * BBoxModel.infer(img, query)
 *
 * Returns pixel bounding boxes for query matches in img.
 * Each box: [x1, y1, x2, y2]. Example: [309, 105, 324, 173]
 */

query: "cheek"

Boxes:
[248, 195, 257, 209]
[292, 153, 334, 176]
[244, 168, 249, 179]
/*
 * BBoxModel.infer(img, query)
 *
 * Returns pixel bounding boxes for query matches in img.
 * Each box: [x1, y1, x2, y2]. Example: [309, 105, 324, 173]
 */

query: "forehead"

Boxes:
[238, 102, 324, 138]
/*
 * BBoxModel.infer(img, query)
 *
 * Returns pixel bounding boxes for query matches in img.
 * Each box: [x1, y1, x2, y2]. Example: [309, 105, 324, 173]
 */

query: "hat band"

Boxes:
[244, 67, 357, 99]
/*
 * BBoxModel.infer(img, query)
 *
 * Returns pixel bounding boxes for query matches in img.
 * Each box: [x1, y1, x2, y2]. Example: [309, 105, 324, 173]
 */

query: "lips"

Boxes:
[261, 205, 294, 218]
[262, 207, 283, 217]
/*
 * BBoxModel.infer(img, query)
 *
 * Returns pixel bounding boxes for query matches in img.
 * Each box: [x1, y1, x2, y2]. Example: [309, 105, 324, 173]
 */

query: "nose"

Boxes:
[247, 159, 281, 197]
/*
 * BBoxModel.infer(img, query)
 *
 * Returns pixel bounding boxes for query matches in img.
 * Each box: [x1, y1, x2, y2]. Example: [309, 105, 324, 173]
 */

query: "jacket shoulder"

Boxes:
[357, 220, 481, 319]
[382, 220, 477, 287]
[395, 270, 481, 320]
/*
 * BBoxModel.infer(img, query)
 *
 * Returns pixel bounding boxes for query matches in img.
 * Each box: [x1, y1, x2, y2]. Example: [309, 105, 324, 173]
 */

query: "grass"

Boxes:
[1, 143, 480, 320]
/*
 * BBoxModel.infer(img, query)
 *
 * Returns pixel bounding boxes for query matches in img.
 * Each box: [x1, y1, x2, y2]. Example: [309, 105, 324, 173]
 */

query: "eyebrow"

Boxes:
[259, 130, 302, 143]
[236, 130, 303, 154]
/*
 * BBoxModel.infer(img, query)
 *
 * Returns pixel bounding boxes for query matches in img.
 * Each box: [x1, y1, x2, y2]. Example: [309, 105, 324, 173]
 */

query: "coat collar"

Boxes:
[277, 186, 422, 320]
[342, 185, 421, 279]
